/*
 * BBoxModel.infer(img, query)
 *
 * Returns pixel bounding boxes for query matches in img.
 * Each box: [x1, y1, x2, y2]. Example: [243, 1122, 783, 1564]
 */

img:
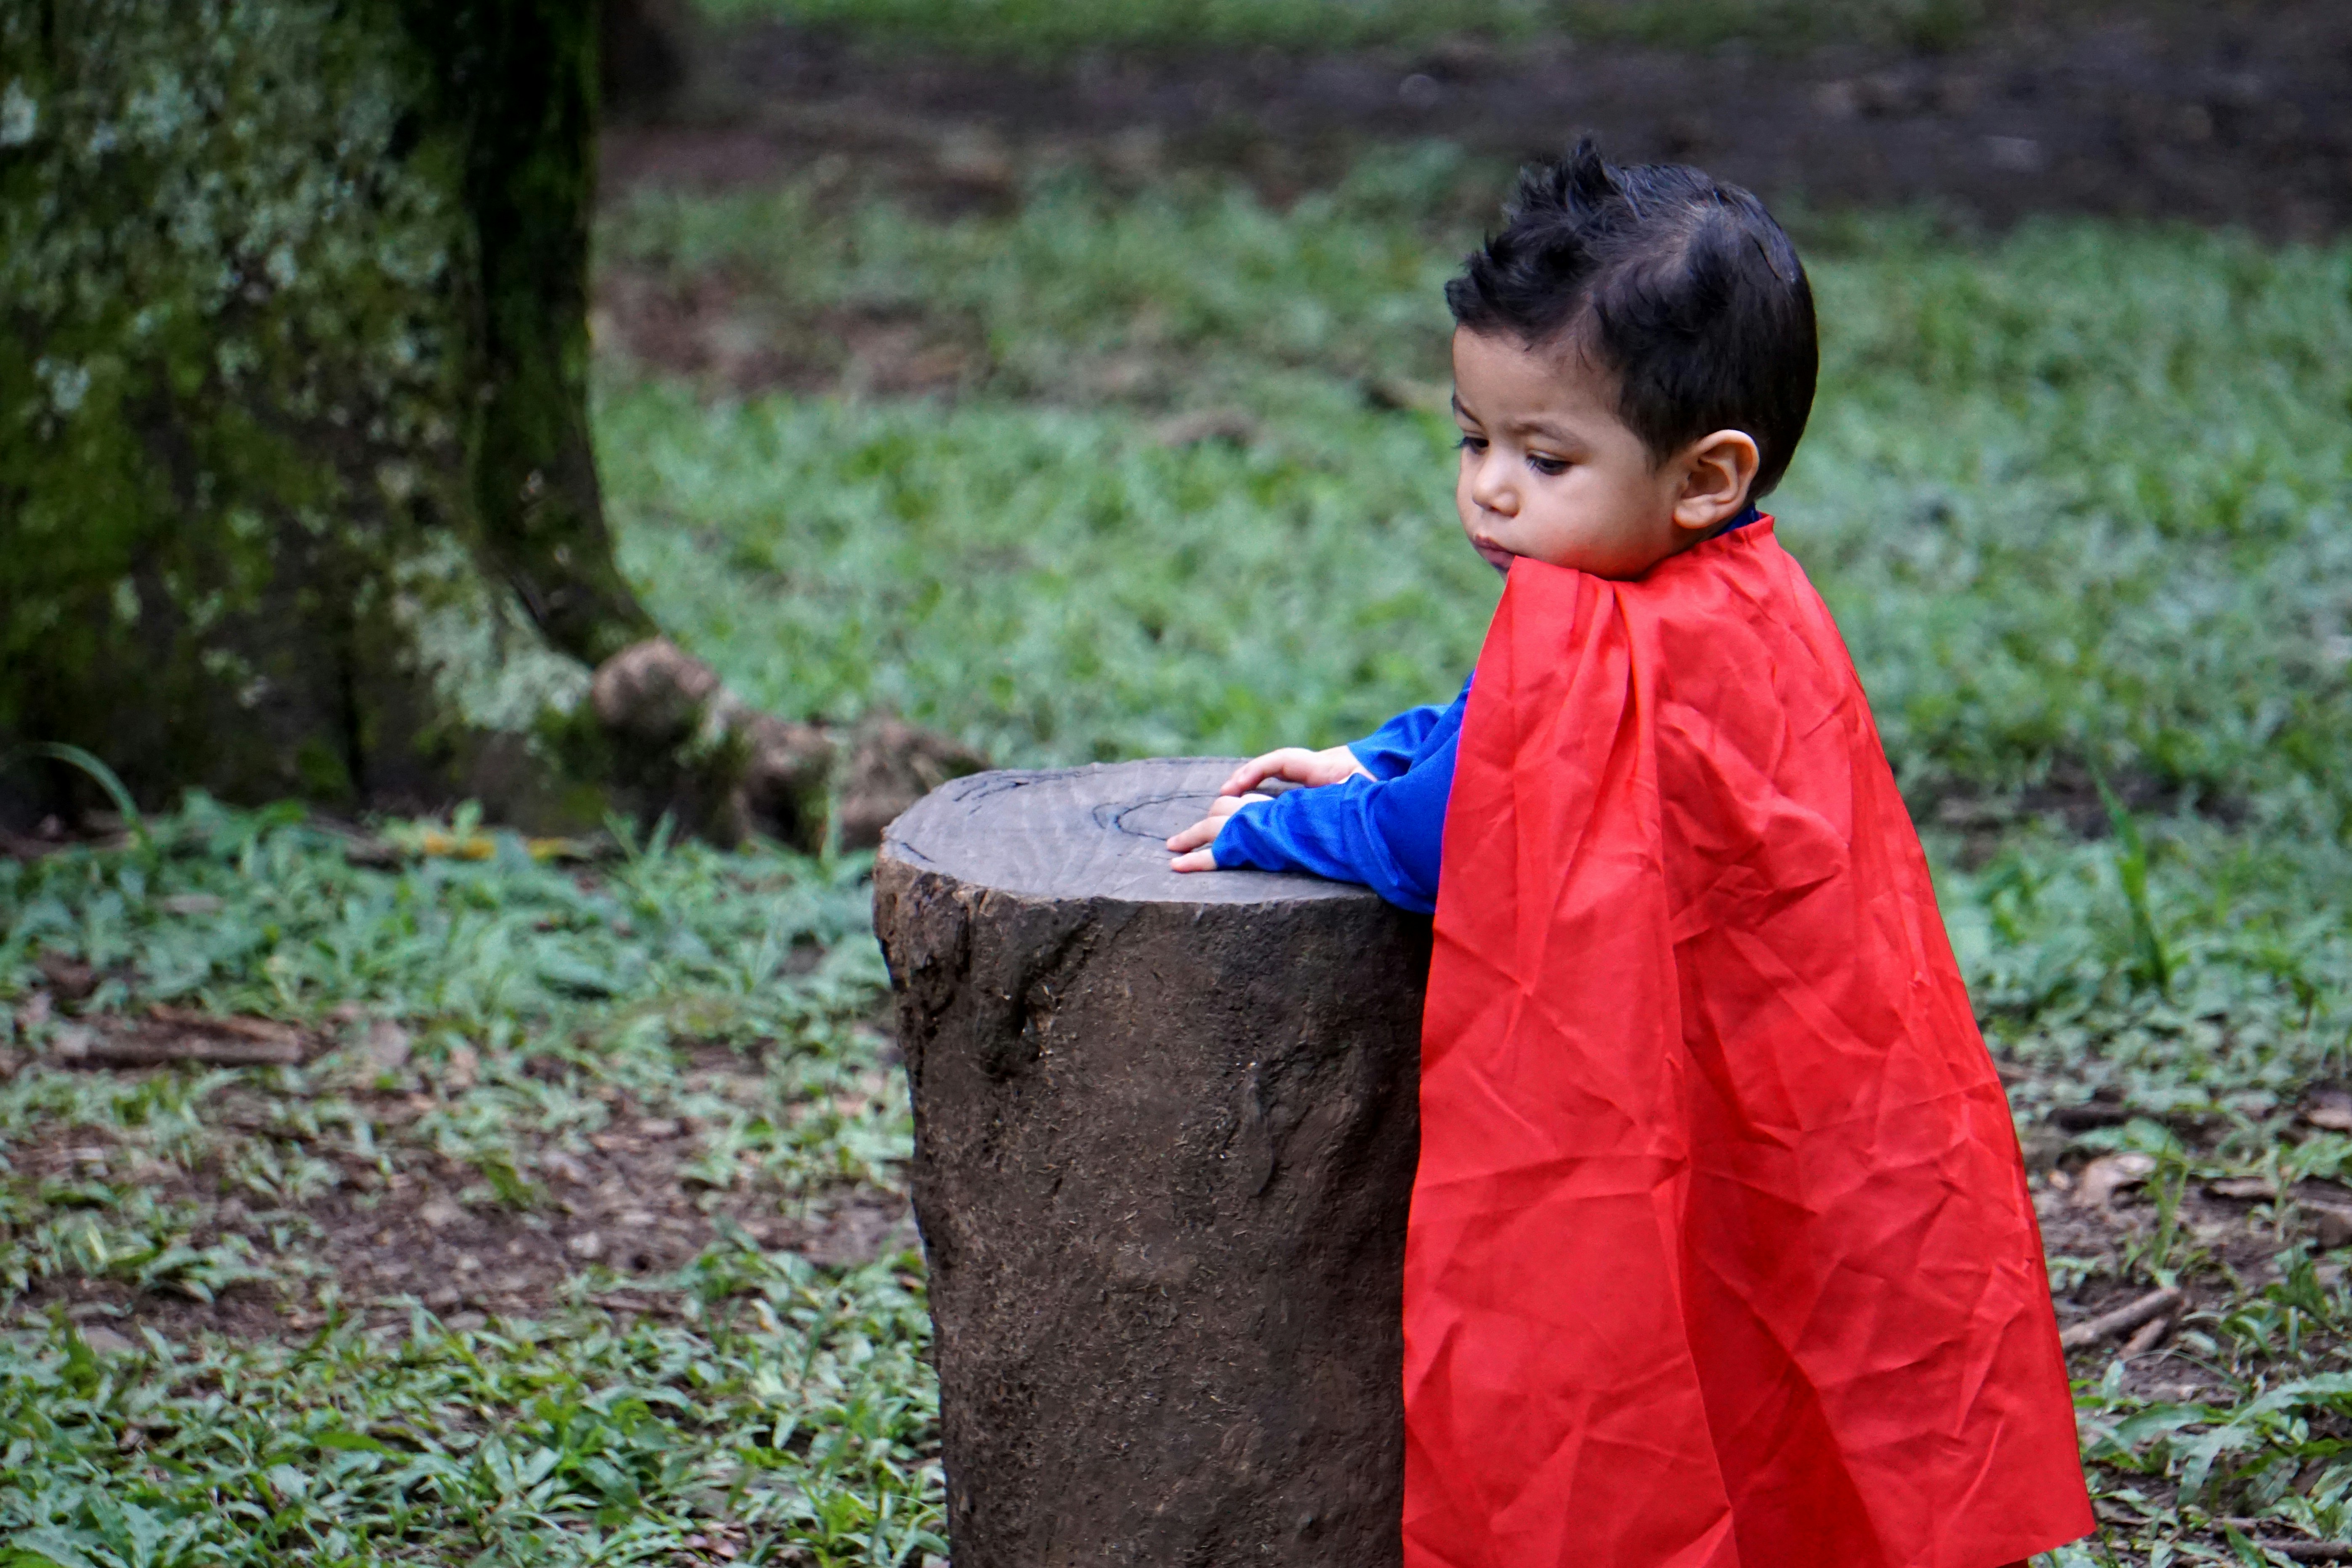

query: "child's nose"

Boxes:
[1469, 452, 1515, 514]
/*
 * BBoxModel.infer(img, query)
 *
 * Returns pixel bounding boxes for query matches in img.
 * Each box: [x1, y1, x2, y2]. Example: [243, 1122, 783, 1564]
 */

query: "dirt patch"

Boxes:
[2039, 1164, 2338, 1404]
[606, 3, 2352, 237]
[1917, 759, 2251, 866]
[594, 269, 979, 396]
[2, 1059, 916, 1341]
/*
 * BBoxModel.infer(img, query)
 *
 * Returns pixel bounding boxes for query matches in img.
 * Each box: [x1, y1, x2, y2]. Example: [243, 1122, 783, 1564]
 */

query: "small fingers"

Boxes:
[1225, 745, 1374, 794]
[1169, 847, 1220, 873]
[1219, 760, 1271, 796]
[1165, 794, 1268, 861]
[1165, 801, 1237, 853]
[1165, 815, 1221, 853]
[1222, 748, 1310, 796]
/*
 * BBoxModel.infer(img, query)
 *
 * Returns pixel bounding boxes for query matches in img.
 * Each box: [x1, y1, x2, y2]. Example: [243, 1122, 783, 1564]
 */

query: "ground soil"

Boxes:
[2038, 1163, 2350, 1403]
[5, 998, 2348, 1558]
[603, 1, 2352, 237]
[13, 999, 2301, 1392]
[18, 1021, 2350, 1559]
[5, 1045, 916, 1344]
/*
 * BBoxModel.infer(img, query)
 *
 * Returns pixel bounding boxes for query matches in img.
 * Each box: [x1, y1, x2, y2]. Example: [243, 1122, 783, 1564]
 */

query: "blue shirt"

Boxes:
[1210, 507, 1764, 912]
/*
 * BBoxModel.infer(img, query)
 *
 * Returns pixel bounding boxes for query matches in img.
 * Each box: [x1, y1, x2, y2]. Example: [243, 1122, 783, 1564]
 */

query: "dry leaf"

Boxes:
[363, 1019, 412, 1070]
[79, 1326, 138, 1356]
[2314, 1205, 2352, 1251]
[2206, 1177, 2275, 1200]
[540, 1149, 590, 1186]
[2306, 1094, 2352, 1132]
[35, 952, 99, 1001]
[159, 894, 225, 916]
[2074, 1152, 2158, 1209]
[419, 829, 496, 861]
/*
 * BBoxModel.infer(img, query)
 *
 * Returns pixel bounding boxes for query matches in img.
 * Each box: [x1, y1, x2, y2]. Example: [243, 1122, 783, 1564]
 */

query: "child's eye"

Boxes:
[1528, 454, 1569, 477]
[1455, 435, 1487, 453]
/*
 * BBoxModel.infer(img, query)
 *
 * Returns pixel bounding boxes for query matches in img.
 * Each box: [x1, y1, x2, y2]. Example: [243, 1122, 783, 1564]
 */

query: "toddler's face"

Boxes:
[1451, 327, 1748, 581]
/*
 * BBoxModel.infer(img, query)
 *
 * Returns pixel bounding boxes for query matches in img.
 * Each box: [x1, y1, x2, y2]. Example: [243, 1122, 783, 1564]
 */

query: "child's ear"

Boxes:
[1671, 430, 1762, 532]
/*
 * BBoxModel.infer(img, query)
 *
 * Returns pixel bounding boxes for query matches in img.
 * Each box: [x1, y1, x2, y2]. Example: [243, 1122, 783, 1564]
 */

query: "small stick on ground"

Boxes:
[2059, 1287, 2184, 1351]
[2120, 1309, 2177, 1356]
[51, 1009, 310, 1070]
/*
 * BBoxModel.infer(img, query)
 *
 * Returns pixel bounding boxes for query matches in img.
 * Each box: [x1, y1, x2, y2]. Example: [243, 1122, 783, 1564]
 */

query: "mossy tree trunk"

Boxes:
[0, 0, 825, 836]
[404, 0, 653, 671]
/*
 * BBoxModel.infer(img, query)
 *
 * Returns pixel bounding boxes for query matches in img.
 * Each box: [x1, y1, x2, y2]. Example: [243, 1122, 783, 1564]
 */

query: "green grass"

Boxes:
[0, 1257, 936, 1567]
[0, 804, 940, 1566]
[10, 138, 2352, 1563]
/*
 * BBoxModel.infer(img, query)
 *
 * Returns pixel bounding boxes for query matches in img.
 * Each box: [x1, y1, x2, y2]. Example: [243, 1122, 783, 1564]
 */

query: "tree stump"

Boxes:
[873, 758, 1429, 1568]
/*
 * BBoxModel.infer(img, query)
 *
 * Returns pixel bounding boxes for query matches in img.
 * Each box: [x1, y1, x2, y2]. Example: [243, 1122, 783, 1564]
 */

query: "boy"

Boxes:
[1168, 142, 2090, 1568]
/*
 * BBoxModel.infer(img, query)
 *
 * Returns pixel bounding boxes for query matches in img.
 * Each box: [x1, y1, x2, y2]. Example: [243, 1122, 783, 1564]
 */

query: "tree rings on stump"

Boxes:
[874, 757, 1429, 1568]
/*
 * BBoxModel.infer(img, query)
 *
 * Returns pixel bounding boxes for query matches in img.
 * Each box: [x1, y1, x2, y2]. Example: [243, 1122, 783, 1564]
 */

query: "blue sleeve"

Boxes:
[1213, 684, 1465, 915]
[1348, 708, 1445, 781]
[1346, 678, 1474, 780]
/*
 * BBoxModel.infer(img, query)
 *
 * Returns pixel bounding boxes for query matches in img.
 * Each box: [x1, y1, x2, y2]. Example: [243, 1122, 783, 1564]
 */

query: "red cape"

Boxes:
[1405, 522, 2089, 1568]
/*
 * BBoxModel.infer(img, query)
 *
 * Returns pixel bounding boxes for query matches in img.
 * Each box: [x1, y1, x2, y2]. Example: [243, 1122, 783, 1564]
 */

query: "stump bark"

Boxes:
[873, 757, 1430, 1568]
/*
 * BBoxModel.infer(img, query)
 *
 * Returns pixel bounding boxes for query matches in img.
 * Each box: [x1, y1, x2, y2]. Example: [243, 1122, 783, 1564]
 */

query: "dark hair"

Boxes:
[1446, 138, 1817, 499]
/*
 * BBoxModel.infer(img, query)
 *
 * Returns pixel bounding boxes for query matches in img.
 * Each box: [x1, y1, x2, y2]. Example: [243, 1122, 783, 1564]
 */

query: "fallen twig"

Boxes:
[2120, 1309, 2176, 1355]
[147, 1005, 308, 1045]
[53, 1032, 305, 1068]
[51, 1009, 310, 1070]
[2059, 1286, 2184, 1351]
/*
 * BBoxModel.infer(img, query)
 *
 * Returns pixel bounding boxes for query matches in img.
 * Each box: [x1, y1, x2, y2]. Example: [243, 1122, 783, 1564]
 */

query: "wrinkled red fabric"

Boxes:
[1405, 521, 2089, 1568]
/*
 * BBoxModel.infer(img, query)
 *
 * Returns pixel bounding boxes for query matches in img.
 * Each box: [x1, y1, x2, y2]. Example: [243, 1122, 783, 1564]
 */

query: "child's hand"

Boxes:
[1218, 745, 1371, 797]
[1166, 793, 1269, 873]
[1167, 745, 1373, 873]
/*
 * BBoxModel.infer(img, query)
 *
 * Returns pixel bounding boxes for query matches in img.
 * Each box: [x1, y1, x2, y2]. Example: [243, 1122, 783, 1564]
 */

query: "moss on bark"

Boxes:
[0, 0, 652, 825]
[403, 0, 655, 668]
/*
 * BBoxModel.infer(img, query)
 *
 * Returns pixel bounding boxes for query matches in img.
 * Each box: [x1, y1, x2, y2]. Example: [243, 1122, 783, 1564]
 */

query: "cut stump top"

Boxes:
[880, 757, 1376, 905]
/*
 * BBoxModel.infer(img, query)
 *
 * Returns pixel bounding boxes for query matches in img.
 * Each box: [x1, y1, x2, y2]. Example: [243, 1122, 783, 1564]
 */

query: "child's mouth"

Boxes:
[1472, 541, 1516, 575]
